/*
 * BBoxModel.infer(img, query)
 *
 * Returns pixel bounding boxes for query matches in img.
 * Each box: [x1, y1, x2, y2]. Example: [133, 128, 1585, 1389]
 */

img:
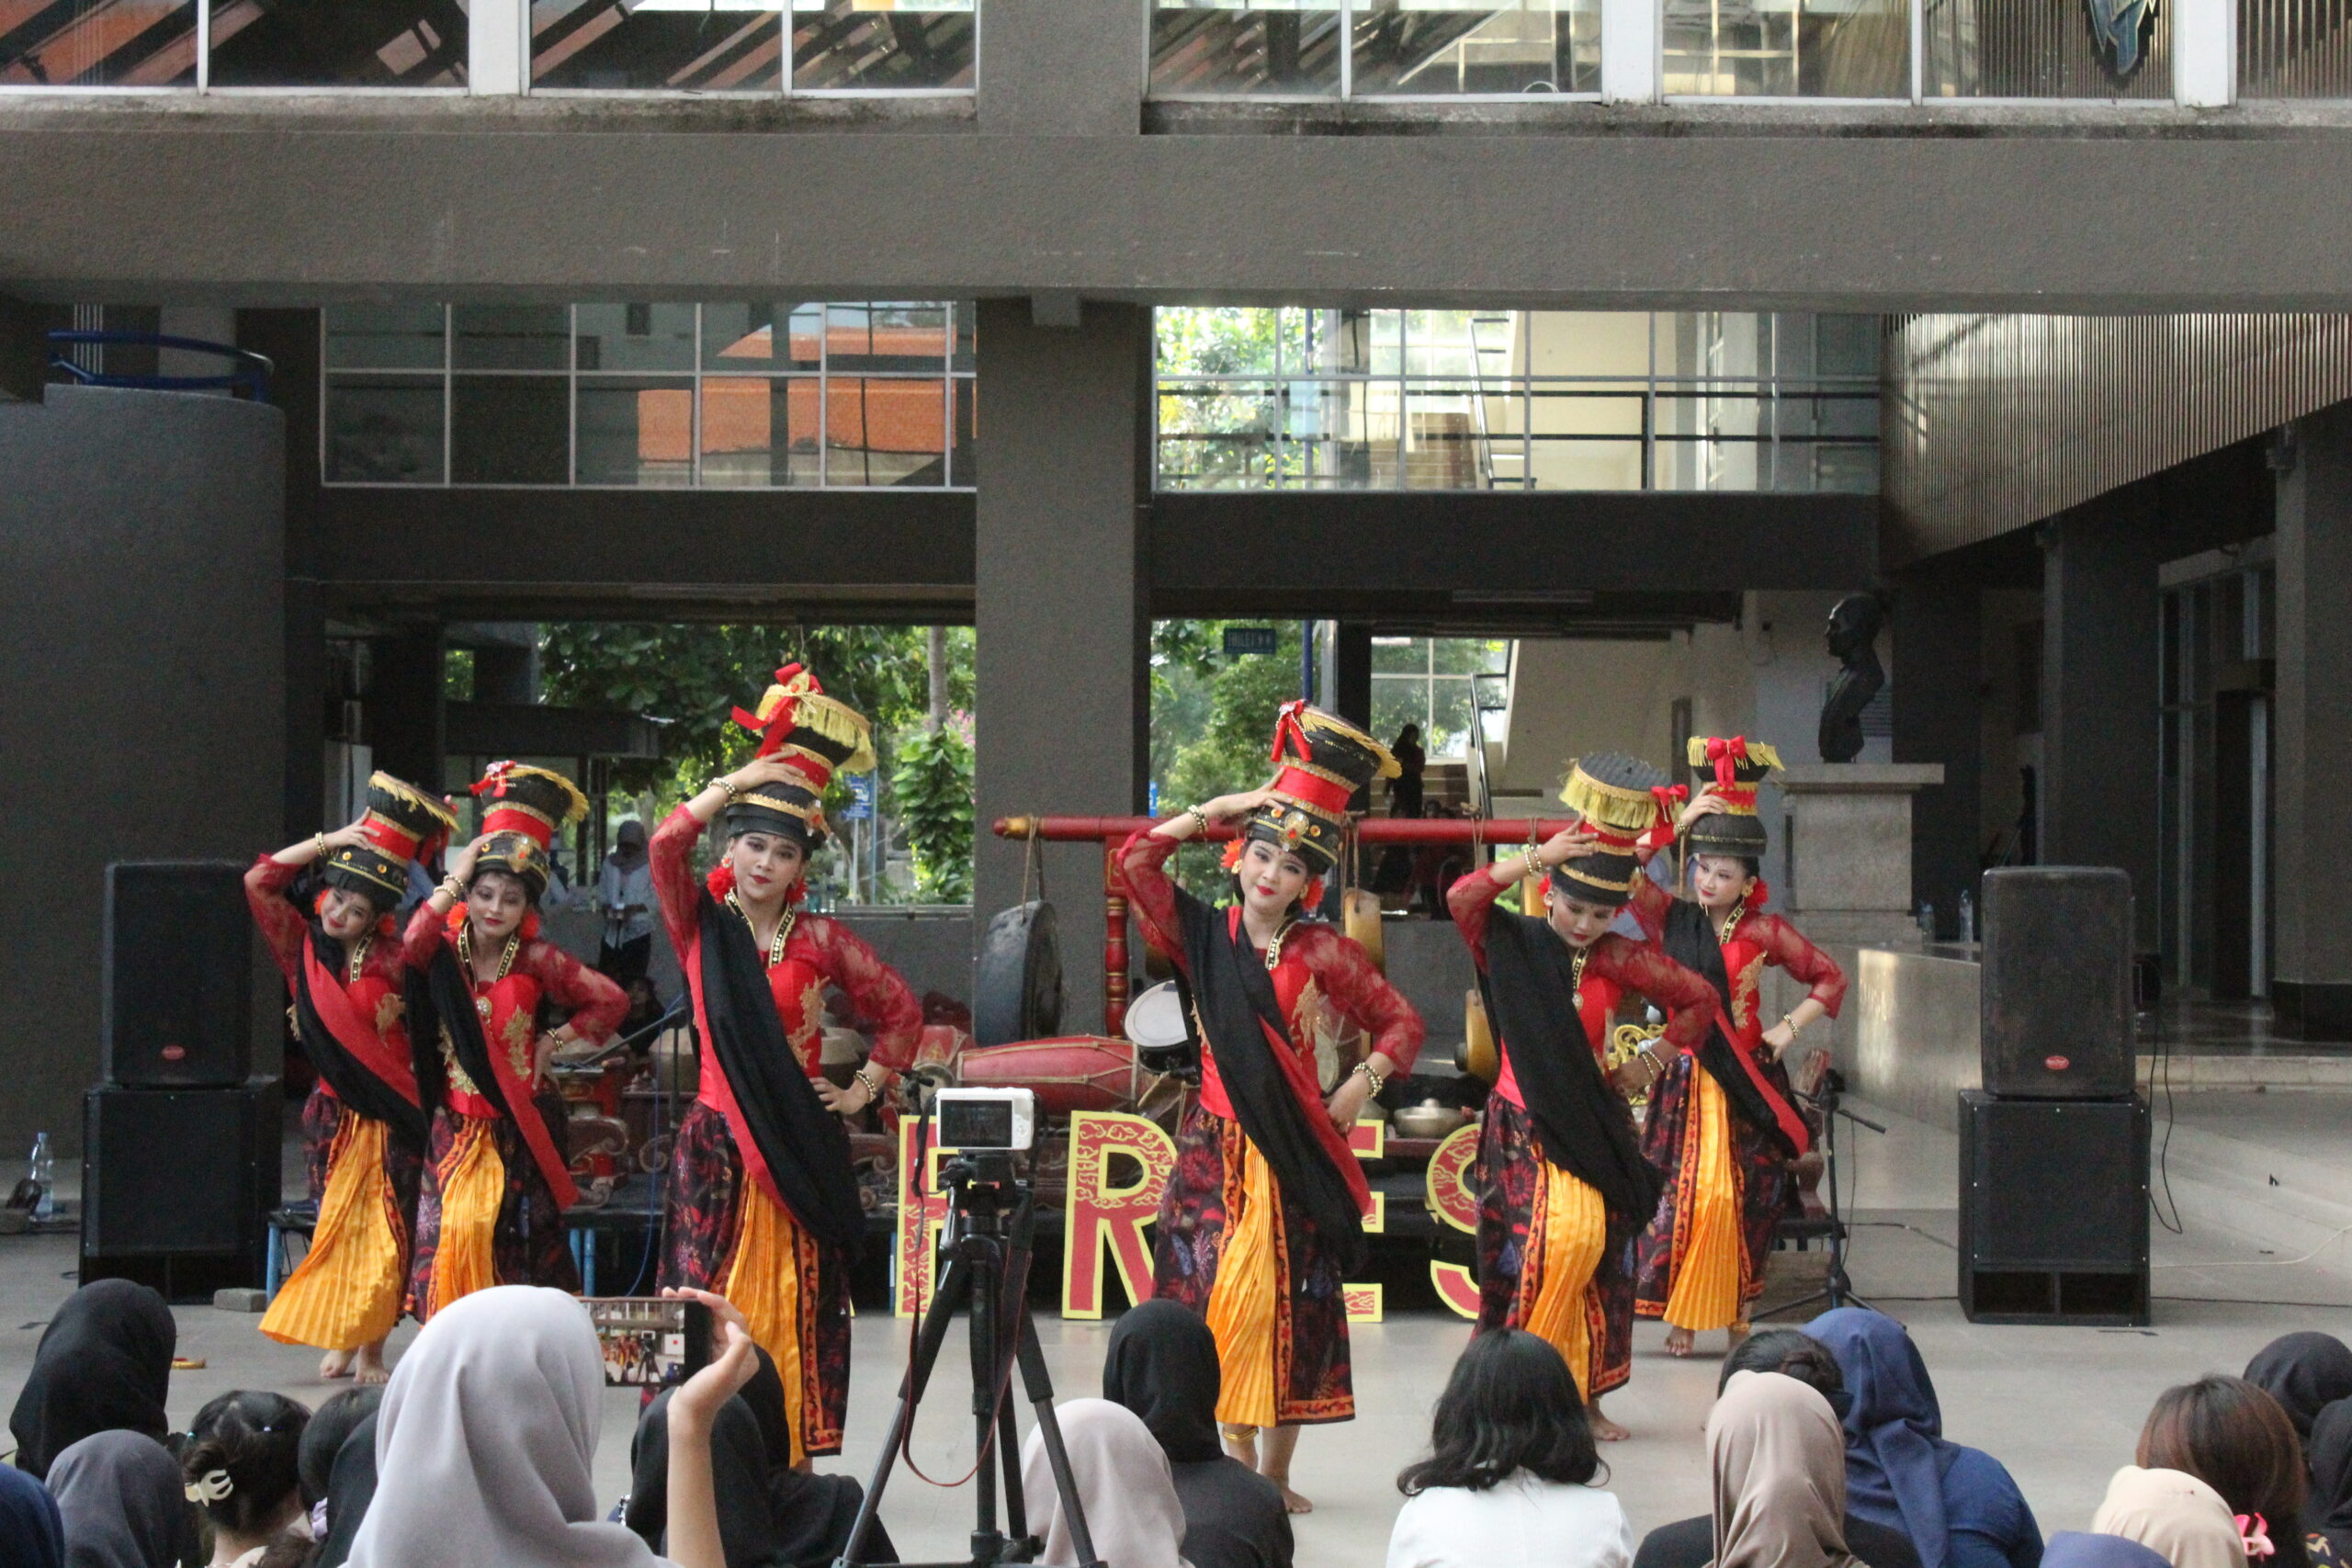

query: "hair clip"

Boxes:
[2235, 1515, 2275, 1561]
[186, 1470, 234, 1505]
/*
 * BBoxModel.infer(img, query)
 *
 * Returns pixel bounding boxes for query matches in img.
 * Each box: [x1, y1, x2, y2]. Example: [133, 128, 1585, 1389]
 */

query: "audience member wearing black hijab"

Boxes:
[1633, 1331, 1924, 1568]
[627, 1347, 894, 1568]
[6, 1280, 175, 1483]
[0, 1462, 64, 1568]
[1102, 1299, 1294, 1568]
[314, 1412, 382, 1568]
[2305, 1399, 2352, 1567]
[46, 1429, 201, 1568]
[2248, 1336, 2352, 1443]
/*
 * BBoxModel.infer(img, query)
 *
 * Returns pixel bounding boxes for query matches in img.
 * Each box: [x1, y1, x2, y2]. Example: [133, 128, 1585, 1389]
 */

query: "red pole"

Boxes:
[1102, 842, 1130, 1038]
[993, 814, 1579, 846]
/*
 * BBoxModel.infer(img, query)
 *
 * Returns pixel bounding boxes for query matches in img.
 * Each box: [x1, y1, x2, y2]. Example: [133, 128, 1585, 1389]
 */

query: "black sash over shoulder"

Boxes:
[1477, 915, 1663, 1235]
[1177, 894, 1367, 1276]
[696, 893, 864, 1253]
[297, 929, 426, 1143]
[1661, 899, 1802, 1160]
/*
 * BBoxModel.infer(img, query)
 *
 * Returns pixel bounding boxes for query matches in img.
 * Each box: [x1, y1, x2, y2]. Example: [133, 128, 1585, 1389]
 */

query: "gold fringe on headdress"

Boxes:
[474, 762, 590, 826]
[746, 667, 876, 775]
[368, 772, 459, 837]
[1557, 759, 1666, 834]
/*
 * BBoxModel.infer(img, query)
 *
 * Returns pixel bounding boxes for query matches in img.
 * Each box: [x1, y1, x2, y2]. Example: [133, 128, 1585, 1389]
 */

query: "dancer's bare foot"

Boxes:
[319, 1348, 355, 1381]
[1274, 1482, 1314, 1514]
[1589, 1398, 1631, 1441]
[352, 1341, 390, 1386]
[1664, 1324, 1696, 1358]
[1261, 1424, 1309, 1510]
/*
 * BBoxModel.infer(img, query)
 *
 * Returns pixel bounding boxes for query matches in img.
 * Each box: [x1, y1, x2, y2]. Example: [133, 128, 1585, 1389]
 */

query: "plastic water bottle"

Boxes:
[1958, 890, 1976, 944]
[27, 1132, 54, 1221]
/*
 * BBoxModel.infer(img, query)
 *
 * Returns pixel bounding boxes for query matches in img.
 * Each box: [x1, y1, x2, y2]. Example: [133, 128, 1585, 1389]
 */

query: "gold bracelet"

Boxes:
[1352, 1060, 1386, 1098]
[440, 875, 466, 903]
[1781, 1012, 1803, 1035]
[313, 832, 330, 859]
[854, 1065, 882, 1100]
[708, 775, 741, 801]
[1184, 805, 1211, 834]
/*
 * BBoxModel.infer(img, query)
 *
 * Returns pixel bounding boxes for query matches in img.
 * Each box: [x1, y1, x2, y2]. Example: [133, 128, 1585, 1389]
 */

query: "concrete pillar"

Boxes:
[0, 386, 286, 1153]
[370, 630, 447, 792]
[1893, 576, 1984, 937]
[1334, 622, 1374, 729]
[978, 0, 1140, 138]
[243, 309, 326, 839]
[2272, 405, 2352, 1039]
[972, 300, 1152, 1032]
[2041, 487, 2163, 952]
[0, 293, 44, 401]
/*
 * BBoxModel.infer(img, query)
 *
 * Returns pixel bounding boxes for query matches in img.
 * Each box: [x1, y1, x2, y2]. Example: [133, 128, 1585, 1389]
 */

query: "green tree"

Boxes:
[892, 726, 975, 903]
[1149, 618, 1308, 897]
[536, 623, 977, 902]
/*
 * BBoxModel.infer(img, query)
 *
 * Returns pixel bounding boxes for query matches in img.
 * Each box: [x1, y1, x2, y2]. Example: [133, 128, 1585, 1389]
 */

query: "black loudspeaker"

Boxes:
[1958, 1089, 2148, 1325]
[83, 1081, 280, 1299]
[1979, 866, 2135, 1099]
[104, 861, 254, 1087]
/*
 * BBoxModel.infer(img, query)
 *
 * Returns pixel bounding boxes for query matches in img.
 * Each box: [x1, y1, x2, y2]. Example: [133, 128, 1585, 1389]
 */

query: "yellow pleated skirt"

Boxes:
[718, 1180, 809, 1465]
[1204, 1135, 1282, 1430]
[1662, 1069, 1744, 1332]
[260, 1114, 407, 1351]
[423, 1118, 505, 1320]
[1519, 1161, 1609, 1400]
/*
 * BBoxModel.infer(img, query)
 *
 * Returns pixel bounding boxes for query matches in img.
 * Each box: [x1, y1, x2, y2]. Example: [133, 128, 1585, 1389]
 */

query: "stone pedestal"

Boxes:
[1768, 763, 1945, 1059]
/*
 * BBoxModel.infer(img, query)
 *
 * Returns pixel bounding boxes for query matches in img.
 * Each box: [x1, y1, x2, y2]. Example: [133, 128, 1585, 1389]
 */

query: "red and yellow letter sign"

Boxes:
[1061, 1111, 1177, 1319]
[1425, 1122, 1482, 1318]
[894, 1118, 952, 1318]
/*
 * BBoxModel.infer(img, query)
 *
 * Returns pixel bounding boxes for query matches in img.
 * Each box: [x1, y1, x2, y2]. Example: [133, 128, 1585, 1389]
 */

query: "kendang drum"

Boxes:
[955, 1035, 1146, 1116]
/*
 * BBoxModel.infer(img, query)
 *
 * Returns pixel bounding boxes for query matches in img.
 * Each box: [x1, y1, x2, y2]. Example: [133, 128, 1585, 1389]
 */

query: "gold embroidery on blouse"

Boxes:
[1730, 951, 1768, 1032]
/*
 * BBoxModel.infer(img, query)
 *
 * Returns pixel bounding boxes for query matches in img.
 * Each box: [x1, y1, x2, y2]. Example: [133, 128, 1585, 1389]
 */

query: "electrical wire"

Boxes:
[2149, 1221, 2352, 1269]
[2149, 998, 2186, 1235]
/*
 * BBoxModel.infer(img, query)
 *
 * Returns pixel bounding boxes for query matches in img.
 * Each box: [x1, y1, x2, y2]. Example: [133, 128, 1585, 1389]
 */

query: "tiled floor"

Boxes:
[4, 1092, 2349, 1568]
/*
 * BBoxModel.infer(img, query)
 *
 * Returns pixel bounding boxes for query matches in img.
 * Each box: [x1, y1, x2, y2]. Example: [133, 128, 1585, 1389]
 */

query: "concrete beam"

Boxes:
[9, 106, 2352, 308]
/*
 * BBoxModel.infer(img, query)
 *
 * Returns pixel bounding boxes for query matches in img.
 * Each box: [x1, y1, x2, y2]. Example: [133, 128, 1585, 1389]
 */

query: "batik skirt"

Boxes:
[1634, 1049, 1792, 1326]
[1151, 1100, 1353, 1427]
[661, 1100, 851, 1461]
[1474, 1096, 1635, 1401]
[408, 1096, 578, 1320]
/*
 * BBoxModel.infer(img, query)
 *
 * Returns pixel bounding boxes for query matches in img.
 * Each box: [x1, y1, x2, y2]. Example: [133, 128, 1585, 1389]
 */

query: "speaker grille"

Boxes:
[104, 862, 254, 1088]
[1979, 866, 2135, 1099]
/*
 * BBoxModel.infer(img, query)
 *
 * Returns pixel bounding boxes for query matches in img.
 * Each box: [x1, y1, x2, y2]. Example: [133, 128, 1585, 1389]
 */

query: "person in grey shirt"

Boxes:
[597, 819, 657, 986]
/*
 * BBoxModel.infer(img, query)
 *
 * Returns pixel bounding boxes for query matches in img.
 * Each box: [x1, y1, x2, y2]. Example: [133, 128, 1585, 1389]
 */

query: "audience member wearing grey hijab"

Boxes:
[46, 1429, 198, 1568]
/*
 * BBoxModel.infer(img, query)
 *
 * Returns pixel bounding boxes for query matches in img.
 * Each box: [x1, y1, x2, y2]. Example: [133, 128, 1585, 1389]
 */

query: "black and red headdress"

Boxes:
[1552, 753, 1674, 908]
[322, 773, 457, 908]
[1240, 701, 1399, 875]
[1683, 735, 1781, 861]
[723, 664, 876, 852]
[469, 761, 588, 900]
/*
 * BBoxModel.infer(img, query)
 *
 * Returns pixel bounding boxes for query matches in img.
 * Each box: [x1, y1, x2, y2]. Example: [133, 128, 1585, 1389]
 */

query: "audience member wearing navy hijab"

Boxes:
[0, 1464, 64, 1568]
[1807, 1309, 2042, 1568]
[2039, 1533, 2171, 1568]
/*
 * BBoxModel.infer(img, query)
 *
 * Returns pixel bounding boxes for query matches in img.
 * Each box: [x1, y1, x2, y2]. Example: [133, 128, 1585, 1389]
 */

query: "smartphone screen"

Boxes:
[582, 1297, 712, 1388]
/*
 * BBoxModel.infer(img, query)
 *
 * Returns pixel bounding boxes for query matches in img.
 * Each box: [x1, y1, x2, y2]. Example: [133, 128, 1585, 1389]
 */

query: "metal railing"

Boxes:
[48, 332, 273, 402]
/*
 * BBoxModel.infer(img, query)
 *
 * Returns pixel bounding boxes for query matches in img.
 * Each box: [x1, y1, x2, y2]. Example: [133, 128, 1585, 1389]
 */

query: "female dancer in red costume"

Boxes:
[1447, 754, 1717, 1438]
[654, 666, 922, 1467]
[1119, 702, 1424, 1514]
[246, 774, 455, 1382]
[1627, 738, 1845, 1357]
[403, 762, 626, 1316]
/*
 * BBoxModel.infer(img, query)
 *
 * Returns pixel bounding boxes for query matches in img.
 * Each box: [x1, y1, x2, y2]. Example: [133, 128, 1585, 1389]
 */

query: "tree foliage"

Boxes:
[1150, 618, 1309, 897]
[891, 727, 975, 903]
[536, 623, 976, 901]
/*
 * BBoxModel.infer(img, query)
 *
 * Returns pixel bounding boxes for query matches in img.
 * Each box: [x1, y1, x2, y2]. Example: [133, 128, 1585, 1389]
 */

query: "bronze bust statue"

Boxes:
[1819, 593, 1885, 763]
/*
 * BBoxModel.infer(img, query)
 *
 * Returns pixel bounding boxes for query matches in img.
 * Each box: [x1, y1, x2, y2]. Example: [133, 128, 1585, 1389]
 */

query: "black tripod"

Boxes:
[835, 1152, 1102, 1568]
[1756, 1067, 1884, 1320]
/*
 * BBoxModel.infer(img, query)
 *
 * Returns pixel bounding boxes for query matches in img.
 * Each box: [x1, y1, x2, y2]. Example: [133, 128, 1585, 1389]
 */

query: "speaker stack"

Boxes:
[1959, 866, 2150, 1325]
[83, 862, 281, 1300]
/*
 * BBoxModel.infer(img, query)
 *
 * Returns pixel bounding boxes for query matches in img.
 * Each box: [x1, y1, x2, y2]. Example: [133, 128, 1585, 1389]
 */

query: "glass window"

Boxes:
[0, 0, 199, 86]
[322, 300, 970, 490]
[531, 0, 785, 91]
[576, 302, 697, 372]
[703, 301, 824, 371]
[209, 0, 468, 86]
[1150, 1, 1344, 96]
[825, 376, 947, 486]
[1370, 637, 1511, 756]
[326, 304, 447, 369]
[577, 377, 695, 485]
[454, 305, 570, 370]
[1924, 0, 2169, 96]
[324, 375, 445, 483]
[1350, 0, 1599, 94]
[792, 0, 974, 89]
[1155, 307, 1877, 494]
[1662, 0, 1909, 96]
[450, 376, 570, 483]
[700, 376, 819, 485]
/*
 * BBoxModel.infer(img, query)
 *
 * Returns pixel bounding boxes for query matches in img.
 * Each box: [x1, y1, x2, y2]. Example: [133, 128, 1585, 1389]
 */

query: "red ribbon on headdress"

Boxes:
[1270, 699, 1313, 764]
[1705, 736, 1751, 791]
[472, 760, 522, 799]
[1645, 784, 1688, 852]
[730, 663, 822, 758]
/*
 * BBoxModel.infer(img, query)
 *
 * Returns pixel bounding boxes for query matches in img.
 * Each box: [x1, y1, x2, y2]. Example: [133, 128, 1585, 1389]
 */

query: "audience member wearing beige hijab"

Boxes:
[1020, 1398, 1191, 1568]
[1707, 1371, 1862, 1568]
[2091, 1467, 2246, 1568]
